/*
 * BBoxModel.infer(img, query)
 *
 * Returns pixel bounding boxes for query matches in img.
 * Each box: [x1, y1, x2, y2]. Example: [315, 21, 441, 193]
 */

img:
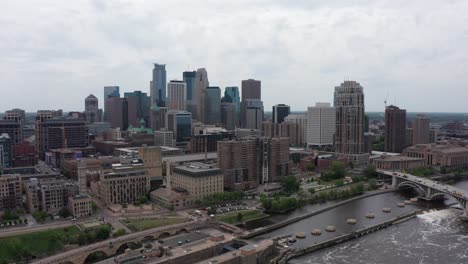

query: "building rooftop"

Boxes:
[375, 155, 425, 161]
[173, 162, 222, 177]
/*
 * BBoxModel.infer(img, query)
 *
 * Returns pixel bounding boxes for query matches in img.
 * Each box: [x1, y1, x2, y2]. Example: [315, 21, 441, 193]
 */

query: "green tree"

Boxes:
[91, 201, 97, 212]
[281, 175, 300, 195]
[2, 210, 19, 221]
[363, 165, 378, 178]
[307, 163, 316, 172]
[58, 207, 72, 218]
[114, 228, 127, 237]
[308, 188, 315, 195]
[32, 210, 48, 222]
[139, 196, 148, 204]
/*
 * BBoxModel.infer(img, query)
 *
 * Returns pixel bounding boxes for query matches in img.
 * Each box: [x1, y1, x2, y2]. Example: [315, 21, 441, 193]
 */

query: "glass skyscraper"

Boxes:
[151, 64, 167, 107]
[183, 71, 196, 101]
[224, 86, 240, 115]
[205, 86, 221, 124]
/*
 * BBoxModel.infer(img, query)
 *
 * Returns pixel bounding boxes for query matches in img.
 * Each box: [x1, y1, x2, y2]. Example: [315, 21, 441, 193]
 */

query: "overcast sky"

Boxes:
[1, 0, 468, 113]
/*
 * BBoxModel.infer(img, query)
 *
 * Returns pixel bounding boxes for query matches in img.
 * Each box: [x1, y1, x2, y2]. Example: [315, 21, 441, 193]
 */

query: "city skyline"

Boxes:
[2, 1, 468, 112]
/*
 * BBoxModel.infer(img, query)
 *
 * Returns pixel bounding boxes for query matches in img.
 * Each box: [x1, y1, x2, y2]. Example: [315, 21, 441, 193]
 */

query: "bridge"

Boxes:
[377, 169, 468, 218]
[31, 220, 209, 264]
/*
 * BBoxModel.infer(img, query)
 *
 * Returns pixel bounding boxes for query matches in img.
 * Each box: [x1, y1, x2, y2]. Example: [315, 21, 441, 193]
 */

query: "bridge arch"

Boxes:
[115, 241, 142, 255]
[157, 232, 171, 240]
[141, 235, 155, 243]
[175, 228, 189, 235]
[397, 181, 427, 196]
[84, 251, 108, 264]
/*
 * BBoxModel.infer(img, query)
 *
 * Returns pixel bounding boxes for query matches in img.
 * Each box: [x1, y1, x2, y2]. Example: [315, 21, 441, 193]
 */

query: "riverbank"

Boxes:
[243, 189, 395, 239]
[273, 210, 419, 264]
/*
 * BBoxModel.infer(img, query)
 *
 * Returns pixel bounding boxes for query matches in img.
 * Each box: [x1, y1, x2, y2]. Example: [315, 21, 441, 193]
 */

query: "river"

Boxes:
[285, 180, 468, 264]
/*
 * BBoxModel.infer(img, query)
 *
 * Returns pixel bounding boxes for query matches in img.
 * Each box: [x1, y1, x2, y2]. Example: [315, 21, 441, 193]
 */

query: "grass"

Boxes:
[0, 226, 80, 263]
[125, 217, 187, 231]
[216, 210, 269, 225]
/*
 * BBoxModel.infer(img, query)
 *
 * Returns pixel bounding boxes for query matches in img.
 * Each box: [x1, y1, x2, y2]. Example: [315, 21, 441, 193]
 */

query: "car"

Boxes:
[178, 241, 183, 245]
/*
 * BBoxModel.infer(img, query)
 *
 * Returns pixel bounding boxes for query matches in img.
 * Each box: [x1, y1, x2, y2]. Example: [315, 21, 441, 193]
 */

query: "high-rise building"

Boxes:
[166, 110, 192, 145]
[0, 133, 12, 170]
[272, 104, 290, 124]
[4, 108, 25, 127]
[106, 97, 128, 129]
[35, 117, 88, 159]
[430, 129, 438, 143]
[413, 115, 430, 145]
[265, 137, 292, 183]
[0, 175, 22, 213]
[171, 163, 224, 200]
[205, 86, 221, 125]
[103, 86, 120, 121]
[284, 114, 307, 145]
[0, 120, 22, 145]
[151, 63, 167, 107]
[384, 105, 407, 153]
[12, 141, 37, 167]
[150, 105, 168, 131]
[167, 80, 187, 111]
[183, 71, 197, 117]
[221, 102, 237, 130]
[194, 68, 209, 122]
[307, 103, 336, 148]
[262, 121, 300, 146]
[124, 91, 151, 127]
[405, 128, 414, 147]
[224, 87, 240, 116]
[334, 81, 368, 165]
[240, 99, 263, 130]
[241, 79, 261, 100]
[84, 94, 100, 123]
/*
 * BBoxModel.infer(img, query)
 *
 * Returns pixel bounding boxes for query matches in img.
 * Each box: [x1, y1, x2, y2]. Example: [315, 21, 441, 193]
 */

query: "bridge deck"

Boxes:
[378, 170, 468, 200]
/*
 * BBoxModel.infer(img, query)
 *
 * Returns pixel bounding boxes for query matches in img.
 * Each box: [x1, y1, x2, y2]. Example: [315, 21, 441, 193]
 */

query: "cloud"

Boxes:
[0, 0, 468, 112]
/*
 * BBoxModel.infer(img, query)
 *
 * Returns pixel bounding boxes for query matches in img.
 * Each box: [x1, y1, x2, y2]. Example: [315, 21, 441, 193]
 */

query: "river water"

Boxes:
[253, 180, 468, 264]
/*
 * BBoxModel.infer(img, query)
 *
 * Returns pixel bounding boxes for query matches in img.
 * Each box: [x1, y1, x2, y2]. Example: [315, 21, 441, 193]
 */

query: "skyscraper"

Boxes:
[149, 105, 168, 131]
[241, 99, 263, 130]
[4, 109, 25, 127]
[334, 81, 368, 165]
[241, 79, 261, 100]
[284, 114, 307, 145]
[205, 86, 221, 125]
[167, 80, 186, 111]
[166, 110, 192, 145]
[124, 91, 151, 127]
[0, 133, 12, 170]
[413, 115, 430, 145]
[224, 87, 240, 115]
[272, 104, 290, 123]
[183, 71, 197, 117]
[221, 102, 237, 130]
[307, 103, 336, 148]
[84, 94, 100, 124]
[384, 105, 407, 153]
[103, 86, 119, 122]
[194, 68, 209, 122]
[151, 63, 167, 107]
[106, 97, 128, 130]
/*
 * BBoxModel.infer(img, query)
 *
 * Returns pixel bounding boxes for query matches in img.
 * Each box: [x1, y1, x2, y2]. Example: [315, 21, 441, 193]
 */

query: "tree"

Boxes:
[237, 212, 243, 223]
[96, 225, 111, 240]
[91, 201, 97, 212]
[114, 228, 127, 237]
[307, 164, 316, 172]
[2, 210, 19, 221]
[363, 165, 378, 178]
[139, 196, 148, 204]
[281, 175, 300, 195]
[308, 188, 315, 195]
[59, 207, 72, 218]
[32, 210, 48, 222]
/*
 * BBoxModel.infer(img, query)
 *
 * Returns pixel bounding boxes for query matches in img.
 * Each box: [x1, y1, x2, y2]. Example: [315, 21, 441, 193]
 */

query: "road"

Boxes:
[0, 220, 74, 238]
[31, 220, 200, 264]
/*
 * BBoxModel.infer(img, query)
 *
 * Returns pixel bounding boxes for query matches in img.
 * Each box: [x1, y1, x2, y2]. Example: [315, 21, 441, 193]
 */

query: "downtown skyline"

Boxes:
[1, 0, 468, 112]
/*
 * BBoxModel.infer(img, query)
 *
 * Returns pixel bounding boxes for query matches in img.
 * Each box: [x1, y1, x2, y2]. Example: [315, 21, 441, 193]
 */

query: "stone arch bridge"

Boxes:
[32, 220, 208, 264]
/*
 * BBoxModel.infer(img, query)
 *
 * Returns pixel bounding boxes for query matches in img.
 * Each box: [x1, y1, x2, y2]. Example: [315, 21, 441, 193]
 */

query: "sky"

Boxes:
[1, 0, 468, 113]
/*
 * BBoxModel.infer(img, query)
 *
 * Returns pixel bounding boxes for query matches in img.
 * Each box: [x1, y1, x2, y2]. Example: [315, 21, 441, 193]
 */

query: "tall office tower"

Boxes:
[124, 91, 151, 127]
[221, 102, 237, 130]
[167, 80, 187, 111]
[224, 87, 240, 116]
[84, 94, 100, 124]
[34, 110, 53, 156]
[106, 97, 128, 129]
[149, 105, 168, 131]
[405, 128, 414, 147]
[413, 115, 430, 145]
[4, 109, 25, 127]
[384, 105, 407, 153]
[265, 137, 292, 183]
[0, 120, 22, 145]
[205, 86, 221, 125]
[166, 110, 192, 145]
[183, 71, 197, 117]
[103, 86, 120, 122]
[240, 99, 263, 130]
[0, 133, 12, 170]
[307, 103, 336, 148]
[35, 118, 88, 159]
[151, 63, 167, 107]
[430, 129, 438, 143]
[284, 114, 307, 145]
[241, 79, 261, 100]
[272, 104, 290, 124]
[364, 115, 369, 133]
[334, 81, 368, 165]
[194, 68, 209, 122]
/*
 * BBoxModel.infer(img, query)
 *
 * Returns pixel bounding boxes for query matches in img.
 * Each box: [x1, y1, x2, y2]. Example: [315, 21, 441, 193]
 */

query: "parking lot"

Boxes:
[212, 202, 249, 214]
